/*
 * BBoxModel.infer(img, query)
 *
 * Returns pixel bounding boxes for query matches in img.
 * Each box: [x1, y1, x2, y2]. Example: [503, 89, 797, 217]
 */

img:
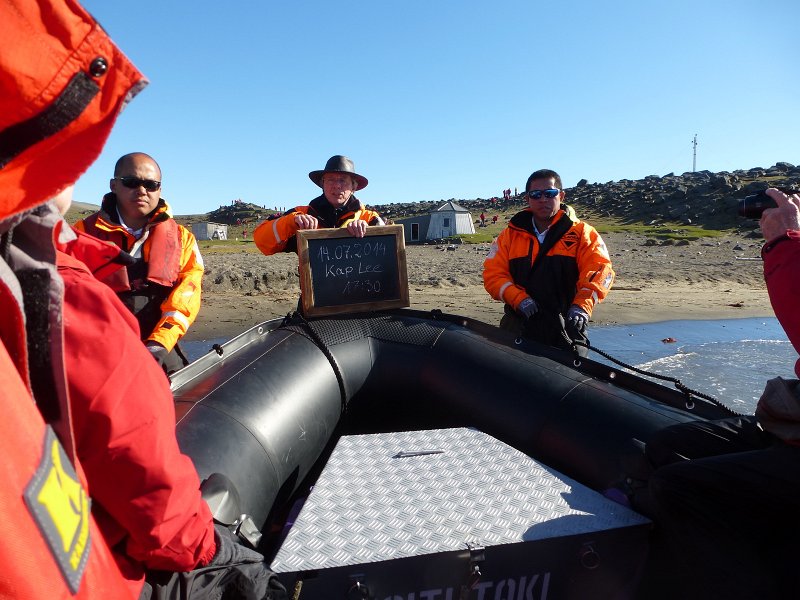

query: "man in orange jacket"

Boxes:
[75, 152, 203, 374]
[254, 155, 384, 255]
[0, 1, 284, 598]
[483, 168, 614, 355]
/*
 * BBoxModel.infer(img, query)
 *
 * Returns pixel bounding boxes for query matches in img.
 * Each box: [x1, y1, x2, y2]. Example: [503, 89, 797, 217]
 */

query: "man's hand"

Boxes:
[346, 219, 367, 238]
[293, 213, 318, 230]
[761, 188, 800, 243]
[567, 305, 589, 331]
[145, 341, 168, 366]
[516, 297, 538, 319]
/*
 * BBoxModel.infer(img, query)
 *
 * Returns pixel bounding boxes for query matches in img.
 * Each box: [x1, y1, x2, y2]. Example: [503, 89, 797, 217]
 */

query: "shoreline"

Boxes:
[184, 281, 774, 343]
[183, 230, 774, 343]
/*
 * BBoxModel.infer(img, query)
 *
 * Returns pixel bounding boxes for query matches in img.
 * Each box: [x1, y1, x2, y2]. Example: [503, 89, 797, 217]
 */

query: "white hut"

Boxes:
[395, 201, 475, 243]
[192, 221, 228, 241]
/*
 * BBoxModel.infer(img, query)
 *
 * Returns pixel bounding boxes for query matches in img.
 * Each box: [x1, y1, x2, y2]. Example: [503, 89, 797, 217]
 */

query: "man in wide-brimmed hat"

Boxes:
[254, 155, 385, 255]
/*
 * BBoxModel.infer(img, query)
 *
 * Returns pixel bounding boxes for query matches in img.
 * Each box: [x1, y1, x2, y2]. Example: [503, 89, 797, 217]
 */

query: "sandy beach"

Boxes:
[184, 229, 773, 343]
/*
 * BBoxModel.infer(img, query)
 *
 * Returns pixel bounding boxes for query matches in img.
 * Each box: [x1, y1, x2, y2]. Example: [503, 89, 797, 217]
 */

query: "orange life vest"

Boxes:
[79, 206, 182, 289]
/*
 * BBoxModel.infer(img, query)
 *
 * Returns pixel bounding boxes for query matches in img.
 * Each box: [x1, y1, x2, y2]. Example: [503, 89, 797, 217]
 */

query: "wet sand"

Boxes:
[185, 230, 772, 343]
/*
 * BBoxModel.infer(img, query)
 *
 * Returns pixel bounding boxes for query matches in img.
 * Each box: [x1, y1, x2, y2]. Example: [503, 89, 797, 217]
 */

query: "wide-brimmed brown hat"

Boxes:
[308, 155, 368, 190]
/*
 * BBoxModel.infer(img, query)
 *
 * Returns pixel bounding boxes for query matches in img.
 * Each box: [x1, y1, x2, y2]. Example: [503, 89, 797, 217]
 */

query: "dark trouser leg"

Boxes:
[647, 442, 800, 599]
[637, 417, 784, 598]
[645, 416, 771, 468]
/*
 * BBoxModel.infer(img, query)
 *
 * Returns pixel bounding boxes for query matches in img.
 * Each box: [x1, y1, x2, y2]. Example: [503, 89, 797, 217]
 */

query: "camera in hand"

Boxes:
[738, 191, 778, 219]
[737, 188, 799, 219]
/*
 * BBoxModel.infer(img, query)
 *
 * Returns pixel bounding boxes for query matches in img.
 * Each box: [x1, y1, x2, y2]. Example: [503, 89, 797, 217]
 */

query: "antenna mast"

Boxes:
[692, 134, 698, 172]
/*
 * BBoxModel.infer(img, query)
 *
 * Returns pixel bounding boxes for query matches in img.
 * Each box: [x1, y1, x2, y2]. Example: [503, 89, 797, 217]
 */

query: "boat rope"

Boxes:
[285, 311, 349, 414]
[573, 340, 740, 415]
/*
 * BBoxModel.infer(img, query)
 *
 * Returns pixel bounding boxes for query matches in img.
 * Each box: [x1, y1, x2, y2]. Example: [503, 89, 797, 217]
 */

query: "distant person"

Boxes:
[254, 155, 385, 255]
[483, 168, 614, 356]
[480, 211, 486, 226]
[492, 214, 498, 224]
[642, 188, 800, 599]
[75, 152, 203, 374]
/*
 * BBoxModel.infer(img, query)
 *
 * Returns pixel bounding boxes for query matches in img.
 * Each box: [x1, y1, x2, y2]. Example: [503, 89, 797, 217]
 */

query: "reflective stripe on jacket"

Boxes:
[483, 208, 614, 318]
[254, 194, 384, 255]
[76, 194, 204, 352]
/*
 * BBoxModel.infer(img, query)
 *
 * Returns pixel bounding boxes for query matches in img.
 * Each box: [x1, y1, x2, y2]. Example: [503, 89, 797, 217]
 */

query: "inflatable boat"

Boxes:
[171, 309, 737, 599]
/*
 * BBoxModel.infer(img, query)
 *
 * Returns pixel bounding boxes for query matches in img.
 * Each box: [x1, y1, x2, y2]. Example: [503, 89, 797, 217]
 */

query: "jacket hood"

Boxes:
[0, 0, 147, 222]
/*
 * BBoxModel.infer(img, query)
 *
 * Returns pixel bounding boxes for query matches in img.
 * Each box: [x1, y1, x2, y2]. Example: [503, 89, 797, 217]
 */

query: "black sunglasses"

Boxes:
[525, 188, 560, 200]
[116, 177, 161, 192]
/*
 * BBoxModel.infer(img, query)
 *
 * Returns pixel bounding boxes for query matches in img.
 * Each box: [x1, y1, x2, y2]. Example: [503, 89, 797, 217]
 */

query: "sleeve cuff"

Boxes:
[762, 230, 800, 255]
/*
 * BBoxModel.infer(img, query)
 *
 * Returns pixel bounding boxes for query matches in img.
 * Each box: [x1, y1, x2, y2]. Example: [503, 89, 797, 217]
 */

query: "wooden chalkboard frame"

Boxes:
[297, 224, 410, 317]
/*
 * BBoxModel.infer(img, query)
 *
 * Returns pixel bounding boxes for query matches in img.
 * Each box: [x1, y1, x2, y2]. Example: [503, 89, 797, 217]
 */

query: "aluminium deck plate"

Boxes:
[271, 427, 649, 573]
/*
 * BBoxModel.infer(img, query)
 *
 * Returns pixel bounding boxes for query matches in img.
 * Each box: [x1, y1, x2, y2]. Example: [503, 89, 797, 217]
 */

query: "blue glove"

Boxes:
[567, 305, 589, 330]
[517, 297, 538, 319]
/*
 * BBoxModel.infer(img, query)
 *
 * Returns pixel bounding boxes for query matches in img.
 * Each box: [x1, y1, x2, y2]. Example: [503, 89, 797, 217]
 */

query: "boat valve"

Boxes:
[230, 513, 262, 549]
[347, 577, 369, 599]
[579, 542, 600, 570]
[459, 542, 485, 599]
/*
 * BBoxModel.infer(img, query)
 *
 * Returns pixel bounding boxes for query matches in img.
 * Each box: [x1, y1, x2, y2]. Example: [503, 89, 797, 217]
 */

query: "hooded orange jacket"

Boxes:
[255, 194, 384, 255]
[75, 195, 204, 352]
[483, 208, 615, 317]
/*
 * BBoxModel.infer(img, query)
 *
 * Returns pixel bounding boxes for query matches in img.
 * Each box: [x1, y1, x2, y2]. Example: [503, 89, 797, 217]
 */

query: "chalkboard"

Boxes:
[297, 225, 410, 317]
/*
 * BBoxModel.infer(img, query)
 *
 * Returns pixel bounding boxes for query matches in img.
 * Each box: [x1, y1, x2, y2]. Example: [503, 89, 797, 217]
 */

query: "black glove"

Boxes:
[567, 305, 589, 331]
[208, 524, 288, 599]
[145, 342, 169, 366]
[516, 297, 539, 319]
[210, 523, 265, 566]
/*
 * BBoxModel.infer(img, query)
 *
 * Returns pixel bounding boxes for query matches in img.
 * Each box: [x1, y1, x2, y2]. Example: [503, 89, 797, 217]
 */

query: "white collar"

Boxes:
[531, 215, 548, 242]
[116, 206, 144, 238]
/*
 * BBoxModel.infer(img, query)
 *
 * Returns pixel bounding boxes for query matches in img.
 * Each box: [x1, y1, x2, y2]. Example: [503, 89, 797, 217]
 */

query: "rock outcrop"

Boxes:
[378, 162, 800, 231]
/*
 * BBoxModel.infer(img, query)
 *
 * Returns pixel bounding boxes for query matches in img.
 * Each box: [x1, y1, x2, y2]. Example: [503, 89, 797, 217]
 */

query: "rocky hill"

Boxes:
[377, 162, 800, 231]
[68, 163, 799, 233]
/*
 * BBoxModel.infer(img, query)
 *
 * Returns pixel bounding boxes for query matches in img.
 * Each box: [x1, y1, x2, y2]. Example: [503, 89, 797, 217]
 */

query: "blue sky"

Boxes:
[74, 0, 799, 216]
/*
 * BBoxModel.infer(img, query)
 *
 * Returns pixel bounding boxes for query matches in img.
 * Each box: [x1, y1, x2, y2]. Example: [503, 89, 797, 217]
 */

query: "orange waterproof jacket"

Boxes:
[483, 208, 614, 317]
[254, 194, 384, 255]
[75, 195, 204, 352]
[0, 1, 148, 596]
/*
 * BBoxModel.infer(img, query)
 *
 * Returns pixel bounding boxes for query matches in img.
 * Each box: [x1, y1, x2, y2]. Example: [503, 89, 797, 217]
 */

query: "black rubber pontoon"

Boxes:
[170, 309, 734, 532]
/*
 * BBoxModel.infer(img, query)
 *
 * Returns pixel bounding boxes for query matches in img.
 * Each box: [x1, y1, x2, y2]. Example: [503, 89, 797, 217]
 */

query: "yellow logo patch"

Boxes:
[24, 426, 91, 593]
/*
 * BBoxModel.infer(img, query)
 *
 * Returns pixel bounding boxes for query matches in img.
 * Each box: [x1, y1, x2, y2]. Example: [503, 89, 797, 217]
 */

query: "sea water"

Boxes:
[182, 317, 797, 416]
[589, 317, 797, 414]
